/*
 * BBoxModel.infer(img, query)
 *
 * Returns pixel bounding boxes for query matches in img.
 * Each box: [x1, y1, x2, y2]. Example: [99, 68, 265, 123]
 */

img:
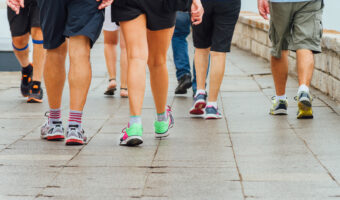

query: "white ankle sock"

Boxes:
[207, 102, 218, 108]
[276, 94, 287, 101]
[195, 89, 206, 97]
[298, 84, 309, 94]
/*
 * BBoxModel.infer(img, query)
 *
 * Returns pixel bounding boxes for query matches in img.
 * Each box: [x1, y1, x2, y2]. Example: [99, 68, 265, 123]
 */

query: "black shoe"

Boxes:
[21, 64, 33, 97]
[175, 74, 192, 94]
[27, 81, 43, 103]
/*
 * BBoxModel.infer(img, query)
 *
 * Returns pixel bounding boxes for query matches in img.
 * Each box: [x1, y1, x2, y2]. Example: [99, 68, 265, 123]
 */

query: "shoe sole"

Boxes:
[205, 114, 222, 119]
[66, 138, 84, 145]
[297, 101, 313, 119]
[47, 135, 65, 141]
[175, 82, 192, 94]
[27, 97, 43, 103]
[104, 88, 116, 96]
[190, 101, 206, 116]
[270, 109, 287, 115]
[120, 136, 143, 146]
[155, 131, 169, 138]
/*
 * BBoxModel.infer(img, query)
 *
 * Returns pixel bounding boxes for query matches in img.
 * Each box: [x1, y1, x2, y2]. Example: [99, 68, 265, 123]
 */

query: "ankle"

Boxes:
[49, 108, 61, 125]
[298, 84, 309, 94]
[207, 102, 218, 108]
[68, 110, 82, 129]
[129, 116, 142, 126]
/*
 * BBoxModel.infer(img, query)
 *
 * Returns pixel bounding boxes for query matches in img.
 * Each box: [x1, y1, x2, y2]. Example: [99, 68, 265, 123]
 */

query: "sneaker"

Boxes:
[120, 123, 143, 146]
[175, 74, 192, 94]
[270, 97, 288, 115]
[65, 125, 87, 145]
[21, 68, 33, 97]
[205, 106, 222, 119]
[296, 91, 313, 119]
[41, 121, 65, 140]
[190, 91, 207, 117]
[27, 85, 43, 103]
[154, 106, 174, 138]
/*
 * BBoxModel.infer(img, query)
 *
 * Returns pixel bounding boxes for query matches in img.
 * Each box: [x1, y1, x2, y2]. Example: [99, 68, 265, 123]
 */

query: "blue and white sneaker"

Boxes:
[205, 106, 222, 119]
[189, 91, 207, 117]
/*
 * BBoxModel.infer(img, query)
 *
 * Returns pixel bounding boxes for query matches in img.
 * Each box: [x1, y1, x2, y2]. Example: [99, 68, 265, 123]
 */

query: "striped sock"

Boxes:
[49, 108, 61, 125]
[68, 110, 82, 129]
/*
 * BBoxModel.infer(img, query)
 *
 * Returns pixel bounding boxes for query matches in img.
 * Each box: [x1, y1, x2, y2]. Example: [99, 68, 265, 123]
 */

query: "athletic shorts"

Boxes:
[7, 0, 40, 37]
[269, 0, 324, 58]
[192, 0, 241, 52]
[37, 0, 104, 49]
[111, 0, 177, 31]
[103, 5, 119, 32]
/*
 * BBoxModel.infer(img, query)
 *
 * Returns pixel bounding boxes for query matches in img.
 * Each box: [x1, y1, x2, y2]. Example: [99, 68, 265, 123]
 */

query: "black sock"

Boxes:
[31, 81, 41, 92]
[22, 64, 33, 75]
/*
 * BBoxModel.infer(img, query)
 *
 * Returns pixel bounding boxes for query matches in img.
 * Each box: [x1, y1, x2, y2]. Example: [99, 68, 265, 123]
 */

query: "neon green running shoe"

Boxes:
[120, 123, 143, 146]
[154, 106, 174, 138]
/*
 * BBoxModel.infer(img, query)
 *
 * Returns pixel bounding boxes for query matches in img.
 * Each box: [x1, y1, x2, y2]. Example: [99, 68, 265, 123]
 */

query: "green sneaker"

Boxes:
[154, 106, 174, 138]
[120, 123, 143, 146]
[270, 96, 288, 115]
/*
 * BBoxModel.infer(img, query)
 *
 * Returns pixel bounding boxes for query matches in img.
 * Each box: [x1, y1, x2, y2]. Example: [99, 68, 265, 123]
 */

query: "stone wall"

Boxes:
[232, 11, 340, 102]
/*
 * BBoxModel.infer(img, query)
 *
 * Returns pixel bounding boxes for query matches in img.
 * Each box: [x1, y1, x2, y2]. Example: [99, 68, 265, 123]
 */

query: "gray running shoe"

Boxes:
[65, 125, 87, 145]
[270, 96, 288, 115]
[41, 121, 65, 140]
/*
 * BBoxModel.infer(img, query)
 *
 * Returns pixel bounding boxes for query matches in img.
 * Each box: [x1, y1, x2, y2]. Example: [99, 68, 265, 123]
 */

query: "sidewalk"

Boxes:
[0, 39, 340, 200]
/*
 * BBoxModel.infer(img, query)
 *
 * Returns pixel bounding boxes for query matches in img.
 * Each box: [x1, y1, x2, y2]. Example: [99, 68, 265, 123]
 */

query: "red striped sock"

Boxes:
[49, 108, 61, 125]
[68, 110, 82, 128]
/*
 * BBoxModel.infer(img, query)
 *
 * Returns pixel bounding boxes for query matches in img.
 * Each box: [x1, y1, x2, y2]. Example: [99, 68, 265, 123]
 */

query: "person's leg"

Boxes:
[172, 12, 192, 94]
[68, 35, 92, 112]
[27, 27, 45, 103]
[271, 50, 289, 96]
[44, 42, 67, 110]
[147, 27, 174, 114]
[207, 51, 226, 102]
[104, 30, 119, 95]
[31, 27, 45, 82]
[194, 48, 210, 92]
[119, 31, 128, 97]
[12, 34, 30, 67]
[119, 14, 148, 146]
[120, 15, 148, 116]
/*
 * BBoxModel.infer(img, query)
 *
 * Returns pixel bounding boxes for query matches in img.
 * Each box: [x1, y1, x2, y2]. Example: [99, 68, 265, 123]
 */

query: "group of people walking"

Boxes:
[6, 0, 323, 146]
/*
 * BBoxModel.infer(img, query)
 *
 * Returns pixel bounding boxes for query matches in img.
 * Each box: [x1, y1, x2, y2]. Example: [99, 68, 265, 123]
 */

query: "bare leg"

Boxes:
[44, 42, 67, 109]
[31, 27, 45, 82]
[194, 48, 210, 91]
[297, 49, 314, 86]
[12, 33, 30, 67]
[147, 27, 174, 114]
[119, 31, 128, 97]
[120, 15, 148, 116]
[68, 35, 92, 111]
[208, 51, 226, 102]
[271, 50, 289, 96]
[104, 30, 118, 89]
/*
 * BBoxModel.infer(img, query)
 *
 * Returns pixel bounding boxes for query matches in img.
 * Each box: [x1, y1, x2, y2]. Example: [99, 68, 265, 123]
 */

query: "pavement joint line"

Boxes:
[219, 93, 247, 200]
[34, 114, 112, 199]
[0, 123, 42, 153]
[140, 95, 176, 198]
[289, 123, 340, 188]
[249, 69, 340, 188]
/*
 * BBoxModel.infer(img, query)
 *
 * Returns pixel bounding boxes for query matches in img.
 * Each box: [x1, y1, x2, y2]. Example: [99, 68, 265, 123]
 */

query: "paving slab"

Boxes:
[0, 35, 339, 200]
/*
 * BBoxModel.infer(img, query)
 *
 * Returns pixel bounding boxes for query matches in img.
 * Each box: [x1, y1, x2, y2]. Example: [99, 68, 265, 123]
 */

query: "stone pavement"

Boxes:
[0, 39, 340, 200]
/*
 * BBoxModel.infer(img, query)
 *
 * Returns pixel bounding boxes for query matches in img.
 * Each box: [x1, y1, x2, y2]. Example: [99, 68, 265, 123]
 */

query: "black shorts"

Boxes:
[192, 0, 241, 52]
[37, 0, 104, 49]
[111, 0, 177, 31]
[7, 0, 40, 37]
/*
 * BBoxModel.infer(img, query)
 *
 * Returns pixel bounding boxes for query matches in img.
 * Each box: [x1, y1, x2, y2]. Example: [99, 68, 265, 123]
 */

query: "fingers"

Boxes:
[20, 0, 24, 8]
[7, 0, 21, 14]
[98, 0, 113, 10]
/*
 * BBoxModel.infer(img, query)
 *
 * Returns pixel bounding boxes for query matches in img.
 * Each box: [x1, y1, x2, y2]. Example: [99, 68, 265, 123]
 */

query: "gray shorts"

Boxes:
[269, 0, 324, 58]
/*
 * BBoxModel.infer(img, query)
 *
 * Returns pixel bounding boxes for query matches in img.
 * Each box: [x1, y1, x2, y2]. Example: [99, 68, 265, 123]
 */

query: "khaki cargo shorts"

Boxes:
[269, 0, 324, 58]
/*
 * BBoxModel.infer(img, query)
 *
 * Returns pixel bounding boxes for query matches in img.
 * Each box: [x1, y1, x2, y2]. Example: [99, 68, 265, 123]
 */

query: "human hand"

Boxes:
[7, 0, 24, 15]
[258, 0, 270, 20]
[97, 0, 113, 10]
[191, 0, 204, 25]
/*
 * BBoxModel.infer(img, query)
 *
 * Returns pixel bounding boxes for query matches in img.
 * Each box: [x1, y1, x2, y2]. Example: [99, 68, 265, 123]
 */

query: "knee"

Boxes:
[196, 48, 210, 56]
[128, 48, 148, 62]
[31, 28, 43, 41]
[148, 54, 167, 67]
[12, 37, 29, 48]
[69, 46, 90, 61]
